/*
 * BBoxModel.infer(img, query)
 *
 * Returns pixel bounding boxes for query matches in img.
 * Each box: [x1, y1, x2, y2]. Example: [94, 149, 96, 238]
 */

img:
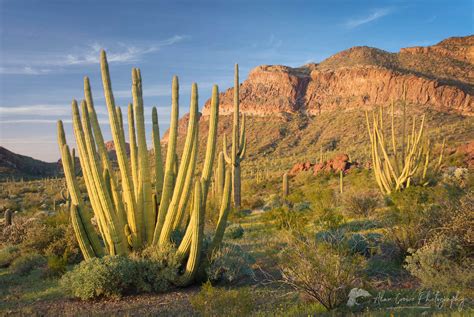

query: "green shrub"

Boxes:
[224, 224, 244, 240]
[347, 233, 382, 257]
[190, 281, 254, 316]
[405, 235, 473, 297]
[61, 256, 139, 300]
[344, 192, 378, 217]
[278, 235, 365, 311]
[9, 252, 46, 275]
[61, 248, 179, 300]
[206, 244, 254, 284]
[44, 255, 67, 277]
[268, 206, 307, 231]
[0, 245, 20, 268]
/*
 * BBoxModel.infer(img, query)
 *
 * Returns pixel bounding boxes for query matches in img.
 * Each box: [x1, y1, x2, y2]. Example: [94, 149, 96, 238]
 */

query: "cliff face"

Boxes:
[202, 35, 473, 117]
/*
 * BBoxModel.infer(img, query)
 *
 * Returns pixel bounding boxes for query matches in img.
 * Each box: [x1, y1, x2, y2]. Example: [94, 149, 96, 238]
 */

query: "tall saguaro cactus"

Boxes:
[223, 64, 246, 210]
[365, 100, 444, 195]
[57, 50, 232, 286]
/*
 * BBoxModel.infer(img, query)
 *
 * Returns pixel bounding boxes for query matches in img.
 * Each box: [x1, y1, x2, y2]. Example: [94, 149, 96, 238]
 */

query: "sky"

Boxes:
[0, 0, 472, 162]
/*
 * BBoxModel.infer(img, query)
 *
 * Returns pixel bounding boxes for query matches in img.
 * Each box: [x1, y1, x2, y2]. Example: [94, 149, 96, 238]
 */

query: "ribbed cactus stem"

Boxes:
[4, 209, 12, 226]
[216, 151, 225, 201]
[133, 68, 152, 244]
[70, 204, 96, 260]
[100, 50, 139, 247]
[339, 170, 343, 194]
[210, 169, 232, 252]
[176, 180, 203, 286]
[282, 172, 289, 197]
[159, 83, 199, 245]
[154, 76, 179, 244]
[152, 107, 164, 197]
[128, 104, 139, 195]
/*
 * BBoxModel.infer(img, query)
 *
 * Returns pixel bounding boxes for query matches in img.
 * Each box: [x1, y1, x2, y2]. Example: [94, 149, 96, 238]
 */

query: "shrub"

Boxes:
[278, 235, 365, 311]
[60, 256, 139, 300]
[0, 245, 20, 268]
[347, 233, 382, 257]
[224, 224, 244, 240]
[9, 253, 46, 275]
[405, 235, 473, 297]
[269, 206, 307, 231]
[344, 192, 378, 217]
[190, 281, 254, 316]
[206, 243, 255, 284]
[44, 255, 68, 277]
[61, 248, 179, 300]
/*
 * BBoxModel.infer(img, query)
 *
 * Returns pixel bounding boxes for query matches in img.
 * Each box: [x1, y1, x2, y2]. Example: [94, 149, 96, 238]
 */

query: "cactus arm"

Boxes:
[154, 76, 179, 244]
[79, 100, 129, 255]
[176, 180, 203, 286]
[159, 83, 199, 245]
[152, 106, 164, 197]
[70, 204, 96, 260]
[173, 130, 198, 230]
[100, 50, 139, 248]
[57, 126, 104, 257]
[127, 103, 139, 197]
[237, 113, 246, 157]
[390, 100, 400, 175]
[435, 138, 446, 172]
[222, 134, 232, 164]
[216, 152, 226, 200]
[133, 68, 152, 244]
[238, 132, 247, 161]
[210, 169, 232, 253]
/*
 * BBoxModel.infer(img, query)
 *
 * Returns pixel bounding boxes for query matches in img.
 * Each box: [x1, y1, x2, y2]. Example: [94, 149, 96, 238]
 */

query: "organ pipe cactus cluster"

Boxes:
[365, 100, 444, 195]
[57, 50, 232, 286]
[223, 64, 246, 210]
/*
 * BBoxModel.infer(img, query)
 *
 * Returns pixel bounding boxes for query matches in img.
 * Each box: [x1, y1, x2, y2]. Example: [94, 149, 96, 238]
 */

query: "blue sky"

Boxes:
[0, 0, 472, 161]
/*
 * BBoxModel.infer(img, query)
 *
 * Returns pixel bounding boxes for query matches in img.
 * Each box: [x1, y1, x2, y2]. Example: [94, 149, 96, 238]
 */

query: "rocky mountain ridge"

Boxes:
[202, 35, 473, 117]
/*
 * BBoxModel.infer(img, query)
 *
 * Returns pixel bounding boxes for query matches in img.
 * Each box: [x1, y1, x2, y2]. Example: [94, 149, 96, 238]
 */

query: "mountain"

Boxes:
[0, 146, 60, 180]
[202, 35, 473, 117]
[172, 35, 473, 174]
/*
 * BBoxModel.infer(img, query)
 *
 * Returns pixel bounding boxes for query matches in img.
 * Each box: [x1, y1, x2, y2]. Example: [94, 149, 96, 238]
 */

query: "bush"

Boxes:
[190, 281, 254, 316]
[206, 243, 255, 284]
[278, 235, 365, 311]
[268, 206, 307, 231]
[61, 247, 179, 300]
[9, 252, 46, 275]
[347, 233, 382, 257]
[224, 224, 244, 240]
[0, 245, 20, 268]
[344, 192, 378, 217]
[61, 256, 137, 300]
[405, 235, 473, 297]
[44, 255, 67, 277]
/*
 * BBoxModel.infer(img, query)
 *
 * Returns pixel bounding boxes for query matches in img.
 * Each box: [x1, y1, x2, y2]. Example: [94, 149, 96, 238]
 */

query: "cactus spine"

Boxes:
[223, 64, 246, 210]
[57, 50, 229, 286]
[282, 172, 289, 197]
[365, 100, 442, 195]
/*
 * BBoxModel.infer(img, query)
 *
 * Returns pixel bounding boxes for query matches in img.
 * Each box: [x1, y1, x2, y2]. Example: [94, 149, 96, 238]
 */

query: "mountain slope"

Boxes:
[0, 146, 60, 180]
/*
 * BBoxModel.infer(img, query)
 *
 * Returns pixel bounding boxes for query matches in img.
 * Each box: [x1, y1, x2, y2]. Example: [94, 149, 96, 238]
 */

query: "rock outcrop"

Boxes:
[202, 35, 473, 117]
[288, 153, 359, 176]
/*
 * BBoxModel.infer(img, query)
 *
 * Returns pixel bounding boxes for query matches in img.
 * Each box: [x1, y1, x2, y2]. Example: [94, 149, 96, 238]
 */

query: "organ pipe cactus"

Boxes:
[215, 151, 226, 202]
[57, 50, 232, 286]
[365, 100, 444, 195]
[282, 172, 289, 197]
[223, 64, 246, 210]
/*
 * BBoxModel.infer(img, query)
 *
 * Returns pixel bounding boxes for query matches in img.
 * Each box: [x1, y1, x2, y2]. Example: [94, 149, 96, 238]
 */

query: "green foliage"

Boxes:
[206, 243, 255, 284]
[9, 253, 46, 276]
[344, 192, 379, 217]
[190, 281, 254, 316]
[265, 206, 307, 231]
[60, 256, 138, 300]
[61, 246, 180, 300]
[45, 255, 67, 277]
[0, 245, 20, 268]
[405, 235, 473, 297]
[224, 224, 244, 240]
[278, 235, 366, 311]
[347, 233, 383, 256]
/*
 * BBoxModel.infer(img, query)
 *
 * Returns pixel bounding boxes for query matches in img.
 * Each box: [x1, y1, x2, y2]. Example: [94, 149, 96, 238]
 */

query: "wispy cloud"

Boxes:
[0, 66, 52, 75]
[345, 8, 392, 29]
[0, 35, 187, 75]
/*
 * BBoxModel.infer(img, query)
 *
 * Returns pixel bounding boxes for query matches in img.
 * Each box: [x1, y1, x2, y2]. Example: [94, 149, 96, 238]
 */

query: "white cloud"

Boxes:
[0, 104, 107, 117]
[0, 35, 187, 74]
[0, 66, 51, 75]
[345, 8, 392, 29]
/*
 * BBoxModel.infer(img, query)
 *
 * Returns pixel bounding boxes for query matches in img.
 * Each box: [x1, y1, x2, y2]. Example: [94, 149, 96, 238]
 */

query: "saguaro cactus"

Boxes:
[57, 50, 232, 286]
[223, 64, 246, 210]
[365, 100, 444, 195]
[4, 209, 12, 226]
